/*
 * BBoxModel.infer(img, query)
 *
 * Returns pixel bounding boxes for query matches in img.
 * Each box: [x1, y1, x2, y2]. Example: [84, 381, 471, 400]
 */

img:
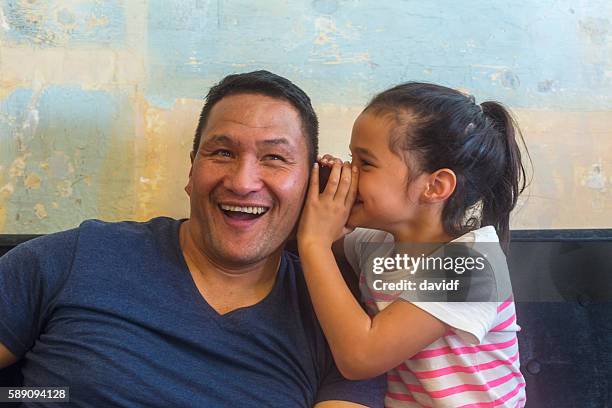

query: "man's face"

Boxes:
[186, 93, 310, 267]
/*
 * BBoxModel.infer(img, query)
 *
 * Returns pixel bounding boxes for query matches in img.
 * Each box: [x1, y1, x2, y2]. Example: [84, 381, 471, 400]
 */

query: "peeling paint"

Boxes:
[34, 203, 48, 219]
[583, 164, 607, 191]
[48, 151, 75, 179]
[56, 179, 73, 198]
[8, 155, 28, 178]
[314, 16, 335, 45]
[0, 1, 611, 233]
[311, 16, 368, 65]
[57, 8, 76, 27]
[0, 183, 14, 196]
[22, 107, 39, 132]
[0, 5, 10, 31]
[24, 172, 41, 189]
[501, 70, 521, 90]
[537, 80, 556, 93]
[312, 0, 338, 15]
[2, 0, 126, 46]
[578, 17, 610, 45]
[86, 13, 109, 30]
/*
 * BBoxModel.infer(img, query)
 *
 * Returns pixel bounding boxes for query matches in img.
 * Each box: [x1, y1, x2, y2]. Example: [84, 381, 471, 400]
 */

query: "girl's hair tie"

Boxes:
[467, 94, 483, 113]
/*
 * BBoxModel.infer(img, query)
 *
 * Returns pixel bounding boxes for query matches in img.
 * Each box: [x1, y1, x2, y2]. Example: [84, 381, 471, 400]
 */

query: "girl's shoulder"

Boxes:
[343, 228, 394, 269]
[451, 225, 500, 244]
[346, 228, 393, 245]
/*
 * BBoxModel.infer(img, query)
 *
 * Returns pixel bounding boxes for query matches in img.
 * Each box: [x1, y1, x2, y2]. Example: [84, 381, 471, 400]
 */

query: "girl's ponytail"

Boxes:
[480, 102, 529, 251]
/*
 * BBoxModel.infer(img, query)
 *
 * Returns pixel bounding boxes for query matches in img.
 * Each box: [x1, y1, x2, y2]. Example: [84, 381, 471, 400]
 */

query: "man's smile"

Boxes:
[218, 202, 271, 225]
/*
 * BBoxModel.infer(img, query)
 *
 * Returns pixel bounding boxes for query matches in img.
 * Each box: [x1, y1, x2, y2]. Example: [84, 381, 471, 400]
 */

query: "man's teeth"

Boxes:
[220, 204, 268, 215]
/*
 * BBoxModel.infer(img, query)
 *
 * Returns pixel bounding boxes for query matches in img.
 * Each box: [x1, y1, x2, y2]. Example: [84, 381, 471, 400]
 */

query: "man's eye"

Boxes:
[263, 154, 285, 162]
[212, 150, 232, 158]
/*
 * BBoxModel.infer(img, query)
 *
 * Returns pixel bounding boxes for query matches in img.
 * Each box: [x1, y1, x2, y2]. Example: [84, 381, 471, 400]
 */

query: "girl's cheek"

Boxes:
[356, 178, 364, 196]
[357, 173, 371, 194]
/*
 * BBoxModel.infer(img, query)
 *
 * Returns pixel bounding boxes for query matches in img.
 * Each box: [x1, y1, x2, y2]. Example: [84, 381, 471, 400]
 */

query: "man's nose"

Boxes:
[224, 158, 263, 195]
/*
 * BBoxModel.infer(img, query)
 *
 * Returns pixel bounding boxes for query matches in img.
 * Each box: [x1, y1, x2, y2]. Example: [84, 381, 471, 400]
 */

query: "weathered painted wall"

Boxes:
[0, 0, 610, 233]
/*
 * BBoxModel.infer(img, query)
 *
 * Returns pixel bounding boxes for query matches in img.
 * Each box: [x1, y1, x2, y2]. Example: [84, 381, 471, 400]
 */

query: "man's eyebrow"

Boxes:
[202, 134, 240, 147]
[256, 138, 293, 148]
[201, 135, 296, 153]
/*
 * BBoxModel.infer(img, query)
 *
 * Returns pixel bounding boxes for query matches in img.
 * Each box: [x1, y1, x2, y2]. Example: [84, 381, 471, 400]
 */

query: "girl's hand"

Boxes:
[298, 159, 359, 250]
[319, 154, 343, 167]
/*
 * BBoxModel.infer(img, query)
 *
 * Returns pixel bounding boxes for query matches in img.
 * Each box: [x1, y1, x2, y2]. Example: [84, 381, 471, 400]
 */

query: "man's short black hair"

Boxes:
[193, 70, 319, 164]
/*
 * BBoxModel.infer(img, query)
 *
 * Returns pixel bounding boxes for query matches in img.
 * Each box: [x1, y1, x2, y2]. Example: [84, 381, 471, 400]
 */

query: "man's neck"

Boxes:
[179, 220, 282, 315]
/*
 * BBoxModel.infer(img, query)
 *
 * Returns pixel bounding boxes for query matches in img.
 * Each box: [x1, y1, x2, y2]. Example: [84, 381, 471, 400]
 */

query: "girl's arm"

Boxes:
[330, 237, 362, 301]
[298, 162, 447, 380]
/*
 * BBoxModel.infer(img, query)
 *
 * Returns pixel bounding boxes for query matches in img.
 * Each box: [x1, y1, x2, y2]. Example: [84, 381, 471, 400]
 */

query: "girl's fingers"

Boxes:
[308, 162, 320, 201]
[323, 161, 342, 198]
[320, 154, 343, 167]
[345, 164, 359, 206]
[334, 162, 352, 201]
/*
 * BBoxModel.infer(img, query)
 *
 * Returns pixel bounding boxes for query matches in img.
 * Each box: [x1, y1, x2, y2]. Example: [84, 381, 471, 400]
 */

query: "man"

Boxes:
[0, 71, 385, 407]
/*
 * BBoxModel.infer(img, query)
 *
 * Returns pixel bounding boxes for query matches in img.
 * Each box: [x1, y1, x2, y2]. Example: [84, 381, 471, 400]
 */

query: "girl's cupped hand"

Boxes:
[298, 155, 359, 250]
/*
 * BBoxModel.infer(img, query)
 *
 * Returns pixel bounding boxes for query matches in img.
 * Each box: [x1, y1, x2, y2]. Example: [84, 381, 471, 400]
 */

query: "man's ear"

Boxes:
[421, 168, 456, 203]
[185, 151, 195, 196]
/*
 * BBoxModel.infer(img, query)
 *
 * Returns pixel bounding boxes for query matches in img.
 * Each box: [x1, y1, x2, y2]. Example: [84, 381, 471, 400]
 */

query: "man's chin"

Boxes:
[211, 241, 283, 267]
[192, 215, 292, 267]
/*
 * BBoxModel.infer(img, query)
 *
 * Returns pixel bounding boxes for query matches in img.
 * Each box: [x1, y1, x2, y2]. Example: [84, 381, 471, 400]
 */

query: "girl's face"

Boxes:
[348, 111, 428, 236]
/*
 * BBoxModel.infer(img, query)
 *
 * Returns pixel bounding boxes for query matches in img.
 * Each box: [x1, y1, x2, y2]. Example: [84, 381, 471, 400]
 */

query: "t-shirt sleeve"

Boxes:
[315, 361, 386, 407]
[0, 230, 77, 357]
[403, 253, 499, 344]
[401, 241, 502, 344]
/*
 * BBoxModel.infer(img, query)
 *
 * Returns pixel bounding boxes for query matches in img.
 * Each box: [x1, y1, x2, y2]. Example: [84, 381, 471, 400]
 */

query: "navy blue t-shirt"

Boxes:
[0, 217, 384, 407]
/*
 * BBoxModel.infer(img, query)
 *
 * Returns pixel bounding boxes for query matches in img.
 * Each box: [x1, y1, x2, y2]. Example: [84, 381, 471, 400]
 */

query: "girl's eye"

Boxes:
[349, 154, 372, 168]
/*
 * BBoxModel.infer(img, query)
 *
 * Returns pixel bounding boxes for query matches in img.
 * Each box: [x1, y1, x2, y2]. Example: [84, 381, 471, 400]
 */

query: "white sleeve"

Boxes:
[343, 228, 388, 275]
[410, 301, 498, 345]
[403, 228, 504, 345]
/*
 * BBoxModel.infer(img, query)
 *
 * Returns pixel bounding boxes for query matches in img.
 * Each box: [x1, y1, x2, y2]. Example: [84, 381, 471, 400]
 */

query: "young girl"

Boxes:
[297, 82, 528, 407]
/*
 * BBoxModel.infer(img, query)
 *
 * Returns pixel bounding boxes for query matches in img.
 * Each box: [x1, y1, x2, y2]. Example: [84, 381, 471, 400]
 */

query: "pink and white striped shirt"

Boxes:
[344, 226, 526, 407]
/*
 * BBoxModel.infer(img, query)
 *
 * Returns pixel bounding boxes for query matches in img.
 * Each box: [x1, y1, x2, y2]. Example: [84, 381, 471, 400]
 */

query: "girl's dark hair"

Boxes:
[365, 82, 530, 251]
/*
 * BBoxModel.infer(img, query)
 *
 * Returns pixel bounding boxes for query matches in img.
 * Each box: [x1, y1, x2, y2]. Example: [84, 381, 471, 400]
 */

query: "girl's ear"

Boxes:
[422, 168, 456, 203]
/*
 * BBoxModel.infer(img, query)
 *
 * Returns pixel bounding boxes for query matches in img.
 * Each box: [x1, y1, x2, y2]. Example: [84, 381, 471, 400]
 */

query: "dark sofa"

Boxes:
[1, 229, 611, 407]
